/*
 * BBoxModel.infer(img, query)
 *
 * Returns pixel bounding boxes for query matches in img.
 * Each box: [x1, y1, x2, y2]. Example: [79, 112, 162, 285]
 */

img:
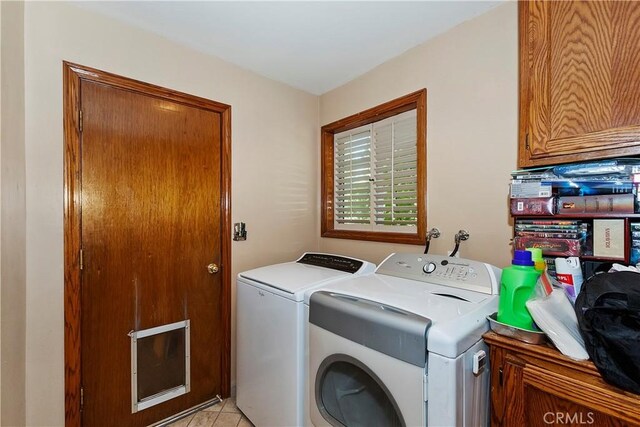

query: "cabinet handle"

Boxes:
[499, 367, 503, 386]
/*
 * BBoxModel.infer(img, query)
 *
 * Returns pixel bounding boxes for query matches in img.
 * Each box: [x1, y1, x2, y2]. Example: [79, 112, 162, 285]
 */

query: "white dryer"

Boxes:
[307, 253, 501, 427]
[236, 253, 375, 427]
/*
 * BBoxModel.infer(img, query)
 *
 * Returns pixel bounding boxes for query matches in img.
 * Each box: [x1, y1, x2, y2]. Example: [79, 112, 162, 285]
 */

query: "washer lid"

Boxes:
[240, 262, 348, 293]
[238, 253, 375, 301]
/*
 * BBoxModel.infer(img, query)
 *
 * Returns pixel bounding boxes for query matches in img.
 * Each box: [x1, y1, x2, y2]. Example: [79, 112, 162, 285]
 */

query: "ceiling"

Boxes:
[74, 1, 503, 95]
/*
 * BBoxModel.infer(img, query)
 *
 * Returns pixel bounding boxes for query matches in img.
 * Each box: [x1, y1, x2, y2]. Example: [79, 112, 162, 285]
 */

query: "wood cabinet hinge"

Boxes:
[80, 386, 84, 410]
[79, 249, 84, 271]
[525, 132, 530, 151]
[79, 109, 83, 133]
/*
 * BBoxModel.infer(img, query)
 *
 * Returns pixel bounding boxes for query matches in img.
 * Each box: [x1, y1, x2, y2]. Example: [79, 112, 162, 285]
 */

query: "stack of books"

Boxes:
[514, 219, 587, 257]
[510, 159, 639, 216]
[631, 223, 640, 264]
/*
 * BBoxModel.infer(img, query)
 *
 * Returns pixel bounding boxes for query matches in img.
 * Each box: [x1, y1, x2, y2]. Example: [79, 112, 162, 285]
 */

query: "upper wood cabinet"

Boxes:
[519, 1, 640, 167]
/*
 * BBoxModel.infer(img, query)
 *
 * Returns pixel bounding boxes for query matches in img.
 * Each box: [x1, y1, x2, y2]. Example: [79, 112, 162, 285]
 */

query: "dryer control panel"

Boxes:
[376, 253, 501, 295]
[297, 252, 366, 274]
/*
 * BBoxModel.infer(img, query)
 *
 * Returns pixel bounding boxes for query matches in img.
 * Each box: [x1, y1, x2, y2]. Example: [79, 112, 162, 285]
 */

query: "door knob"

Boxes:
[207, 263, 219, 274]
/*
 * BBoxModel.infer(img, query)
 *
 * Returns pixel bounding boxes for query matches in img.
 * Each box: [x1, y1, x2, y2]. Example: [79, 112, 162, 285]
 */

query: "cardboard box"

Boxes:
[510, 197, 555, 215]
[557, 194, 634, 215]
[593, 219, 625, 259]
[513, 236, 582, 257]
[510, 180, 552, 198]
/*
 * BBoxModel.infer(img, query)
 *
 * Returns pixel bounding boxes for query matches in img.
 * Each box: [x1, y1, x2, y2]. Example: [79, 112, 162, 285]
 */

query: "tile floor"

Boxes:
[167, 398, 254, 427]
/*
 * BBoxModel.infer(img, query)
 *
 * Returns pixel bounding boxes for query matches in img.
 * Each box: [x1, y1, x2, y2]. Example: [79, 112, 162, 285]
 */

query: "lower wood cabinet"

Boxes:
[483, 332, 640, 426]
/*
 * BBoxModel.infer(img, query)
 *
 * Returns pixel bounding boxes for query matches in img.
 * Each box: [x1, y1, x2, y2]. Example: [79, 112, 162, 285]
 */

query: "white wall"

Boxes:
[1, 1, 27, 425]
[319, 3, 517, 268]
[23, 2, 318, 425]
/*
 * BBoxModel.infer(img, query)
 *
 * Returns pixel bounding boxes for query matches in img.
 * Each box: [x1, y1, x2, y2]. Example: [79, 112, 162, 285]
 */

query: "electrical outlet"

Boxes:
[233, 222, 247, 241]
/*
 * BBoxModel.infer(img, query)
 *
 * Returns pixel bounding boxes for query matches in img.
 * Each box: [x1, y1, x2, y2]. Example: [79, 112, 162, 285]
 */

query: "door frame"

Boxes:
[63, 61, 232, 427]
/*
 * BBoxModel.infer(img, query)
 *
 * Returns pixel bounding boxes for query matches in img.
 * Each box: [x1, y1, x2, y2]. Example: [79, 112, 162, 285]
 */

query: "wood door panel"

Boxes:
[485, 333, 640, 427]
[80, 80, 222, 426]
[501, 353, 526, 426]
[523, 0, 549, 161]
[524, 387, 633, 427]
[523, 364, 640, 426]
[488, 346, 505, 425]
[612, 1, 640, 129]
[519, 0, 640, 167]
[549, 1, 612, 140]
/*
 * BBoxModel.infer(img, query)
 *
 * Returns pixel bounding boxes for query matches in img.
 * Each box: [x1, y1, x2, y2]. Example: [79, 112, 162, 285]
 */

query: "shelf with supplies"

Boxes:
[509, 159, 640, 267]
[512, 217, 634, 264]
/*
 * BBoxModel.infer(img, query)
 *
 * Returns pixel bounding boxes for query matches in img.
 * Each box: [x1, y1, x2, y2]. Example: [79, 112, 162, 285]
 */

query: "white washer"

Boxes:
[236, 253, 375, 427]
[306, 253, 501, 427]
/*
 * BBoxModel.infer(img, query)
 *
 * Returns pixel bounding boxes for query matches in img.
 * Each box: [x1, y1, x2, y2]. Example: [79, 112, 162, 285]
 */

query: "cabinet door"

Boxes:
[524, 387, 632, 427]
[523, 365, 640, 426]
[519, 1, 640, 167]
[490, 347, 527, 427]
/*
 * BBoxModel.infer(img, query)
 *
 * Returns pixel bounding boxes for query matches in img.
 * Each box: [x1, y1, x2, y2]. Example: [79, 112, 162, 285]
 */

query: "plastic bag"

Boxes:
[526, 288, 589, 360]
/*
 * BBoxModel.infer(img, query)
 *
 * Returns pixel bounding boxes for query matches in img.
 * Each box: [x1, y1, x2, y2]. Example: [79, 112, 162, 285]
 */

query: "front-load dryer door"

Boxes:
[315, 354, 404, 427]
[308, 291, 428, 426]
[309, 324, 424, 427]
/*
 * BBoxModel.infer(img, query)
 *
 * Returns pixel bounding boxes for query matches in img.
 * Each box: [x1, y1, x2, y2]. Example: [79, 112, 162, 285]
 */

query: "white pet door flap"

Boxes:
[130, 320, 191, 413]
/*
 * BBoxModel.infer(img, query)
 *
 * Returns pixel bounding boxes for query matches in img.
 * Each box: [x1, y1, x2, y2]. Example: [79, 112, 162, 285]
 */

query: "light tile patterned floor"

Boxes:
[168, 398, 254, 427]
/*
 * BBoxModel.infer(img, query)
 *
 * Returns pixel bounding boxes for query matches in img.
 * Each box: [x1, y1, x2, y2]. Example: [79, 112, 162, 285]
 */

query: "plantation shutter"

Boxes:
[373, 110, 418, 227]
[334, 129, 372, 224]
[333, 109, 417, 230]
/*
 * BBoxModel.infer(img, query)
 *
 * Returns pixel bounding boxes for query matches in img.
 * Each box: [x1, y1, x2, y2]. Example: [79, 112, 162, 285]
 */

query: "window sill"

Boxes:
[321, 229, 425, 245]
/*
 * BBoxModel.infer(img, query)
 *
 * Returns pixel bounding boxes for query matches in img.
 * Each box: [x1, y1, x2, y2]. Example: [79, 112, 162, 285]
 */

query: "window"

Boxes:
[321, 90, 426, 245]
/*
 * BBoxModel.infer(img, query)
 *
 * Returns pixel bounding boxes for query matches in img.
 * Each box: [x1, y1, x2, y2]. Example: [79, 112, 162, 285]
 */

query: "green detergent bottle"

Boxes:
[497, 250, 541, 331]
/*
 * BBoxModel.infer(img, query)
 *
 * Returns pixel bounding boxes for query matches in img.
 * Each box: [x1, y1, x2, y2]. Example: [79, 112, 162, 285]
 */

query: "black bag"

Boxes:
[575, 271, 640, 394]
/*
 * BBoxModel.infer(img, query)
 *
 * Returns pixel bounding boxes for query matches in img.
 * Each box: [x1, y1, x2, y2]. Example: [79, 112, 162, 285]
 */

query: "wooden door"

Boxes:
[519, 1, 640, 167]
[64, 63, 231, 427]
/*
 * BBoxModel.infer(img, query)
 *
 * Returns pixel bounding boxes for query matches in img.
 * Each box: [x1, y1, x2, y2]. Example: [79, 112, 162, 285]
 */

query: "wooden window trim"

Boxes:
[321, 89, 427, 245]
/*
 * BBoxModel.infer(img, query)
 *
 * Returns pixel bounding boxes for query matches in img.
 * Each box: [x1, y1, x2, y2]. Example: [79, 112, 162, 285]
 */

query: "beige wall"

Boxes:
[23, 2, 318, 425]
[1, 1, 27, 426]
[319, 3, 517, 268]
[13, 1, 518, 424]
[1, 4, 3, 421]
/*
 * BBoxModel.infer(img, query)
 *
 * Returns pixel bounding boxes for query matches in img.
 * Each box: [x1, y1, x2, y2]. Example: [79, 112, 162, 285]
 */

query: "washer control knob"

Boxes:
[423, 262, 437, 274]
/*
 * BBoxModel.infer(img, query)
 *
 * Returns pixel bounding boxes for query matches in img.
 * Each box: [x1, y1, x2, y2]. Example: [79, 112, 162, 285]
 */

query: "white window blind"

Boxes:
[334, 109, 418, 231]
[334, 129, 372, 225]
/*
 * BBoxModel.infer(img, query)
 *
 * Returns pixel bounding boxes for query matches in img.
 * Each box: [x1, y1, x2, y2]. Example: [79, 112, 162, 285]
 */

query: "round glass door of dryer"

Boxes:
[315, 355, 405, 427]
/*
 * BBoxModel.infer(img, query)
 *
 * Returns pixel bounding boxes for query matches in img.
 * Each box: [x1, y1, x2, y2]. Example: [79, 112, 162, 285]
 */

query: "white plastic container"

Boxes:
[555, 257, 584, 300]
